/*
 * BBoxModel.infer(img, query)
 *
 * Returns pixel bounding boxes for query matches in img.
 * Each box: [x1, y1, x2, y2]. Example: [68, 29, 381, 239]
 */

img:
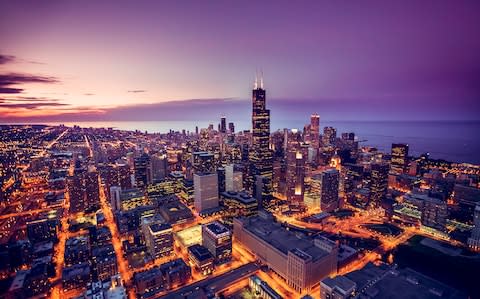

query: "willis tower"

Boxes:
[249, 74, 273, 207]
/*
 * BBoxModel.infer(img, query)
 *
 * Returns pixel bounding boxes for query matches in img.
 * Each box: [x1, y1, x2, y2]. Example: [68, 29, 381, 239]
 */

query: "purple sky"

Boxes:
[0, 0, 479, 121]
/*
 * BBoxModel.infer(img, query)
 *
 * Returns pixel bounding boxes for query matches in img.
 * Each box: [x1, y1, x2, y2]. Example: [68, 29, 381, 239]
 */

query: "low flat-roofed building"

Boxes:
[65, 235, 91, 266]
[120, 188, 150, 211]
[175, 225, 202, 249]
[249, 274, 283, 299]
[335, 262, 466, 299]
[221, 191, 258, 218]
[157, 197, 194, 225]
[91, 244, 118, 282]
[8, 270, 28, 298]
[234, 211, 338, 292]
[187, 244, 214, 276]
[62, 262, 91, 291]
[133, 267, 163, 297]
[320, 276, 356, 299]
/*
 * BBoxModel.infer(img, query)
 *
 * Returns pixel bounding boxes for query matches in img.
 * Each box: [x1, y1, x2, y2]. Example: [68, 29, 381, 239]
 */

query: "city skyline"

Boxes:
[1, 0, 480, 122]
[1, 2, 480, 299]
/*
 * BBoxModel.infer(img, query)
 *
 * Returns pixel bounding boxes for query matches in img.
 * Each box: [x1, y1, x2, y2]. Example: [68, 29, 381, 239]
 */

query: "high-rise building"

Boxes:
[225, 164, 243, 192]
[85, 167, 100, 207]
[220, 116, 227, 134]
[142, 222, 174, 259]
[370, 163, 389, 205]
[134, 153, 152, 188]
[117, 163, 132, 190]
[228, 122, 235, 134]
[217, 167, 226, 194]
[202, 221, 232, 265]
[317, 169, 340, 212]
[192, 151, 215, 174]
[310, 113, 320, 149]
[390, 143, 409, 175]
[284, 129, 305, 202]
[322, 127, 337, 147]
[286, 149, 306, 202]
[151, 153, 168, 182]
[421, 196, 448, 232]
[68, 166, 87, 213]
[109, 186, 122, 211]
[249, 75, 273, 206]
[194, 173, 219, 213]
[468, 204, 480, 251]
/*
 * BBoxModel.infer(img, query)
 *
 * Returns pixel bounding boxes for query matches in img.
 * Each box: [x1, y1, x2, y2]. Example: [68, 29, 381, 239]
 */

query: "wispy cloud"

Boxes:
[0, 102, 68, 109]
[0, 73, 59, 94]
[127, 90, 146, 93]
[0, 96, 67, 110]
[0, 55, 16, 64]
[84, 93, 95, 96]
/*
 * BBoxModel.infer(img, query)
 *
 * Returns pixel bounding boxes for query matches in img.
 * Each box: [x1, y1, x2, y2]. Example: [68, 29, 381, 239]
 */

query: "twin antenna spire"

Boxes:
[254, 69, 264, 89]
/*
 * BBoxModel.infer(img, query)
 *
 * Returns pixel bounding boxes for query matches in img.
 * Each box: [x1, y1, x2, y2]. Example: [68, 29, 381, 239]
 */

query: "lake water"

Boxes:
[32, 120, 480, 165]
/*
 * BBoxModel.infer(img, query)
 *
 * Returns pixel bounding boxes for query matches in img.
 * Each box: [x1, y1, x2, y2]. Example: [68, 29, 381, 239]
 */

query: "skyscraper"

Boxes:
[370, 163, 389, 205]
[134, 153, 152, 188]
[390, 143, 409, 175]
[284, 129, 305, 202]
[249, 74, 273, 206]
[318, 169, 340, 212]
[194, 173, 219, 213]
[110, 186, 122, 211]
[322, 127, 337, 147]
[151, 153, 167, 182]
[421, 196, 448, 232]
[142, 222, 174, 259]
[468, 204, 480, 251]
[85, 167, 100, 207]
[310, 113, 320, 149]
[228, 122, 235, 134]
[220, 116, 227, 134]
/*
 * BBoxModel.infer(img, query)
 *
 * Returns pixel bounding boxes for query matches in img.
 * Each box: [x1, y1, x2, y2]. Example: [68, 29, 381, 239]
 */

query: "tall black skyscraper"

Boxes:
[249, 74, 273, 205]
[220, 116, 227, 134]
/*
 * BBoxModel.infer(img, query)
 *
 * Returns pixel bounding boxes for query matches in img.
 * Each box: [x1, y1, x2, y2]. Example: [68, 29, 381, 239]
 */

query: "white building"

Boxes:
[194, 173, 219, 213]
[225, 164, 243, 192]
[109, 186, 122, 211]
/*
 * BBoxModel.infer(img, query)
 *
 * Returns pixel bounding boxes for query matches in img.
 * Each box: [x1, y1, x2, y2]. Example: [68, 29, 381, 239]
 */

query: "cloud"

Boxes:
[84, 93, 95, 96]
[0, 96, 67, 110]
[0, 73, 59, 94]
[127, 90, 146, 93]
[0, 54, 45, 65]
[0, 87, 23, 93]
[0, 55, 16, 64]
[0, 96, 61, 102]
[0, 102, 69, 109]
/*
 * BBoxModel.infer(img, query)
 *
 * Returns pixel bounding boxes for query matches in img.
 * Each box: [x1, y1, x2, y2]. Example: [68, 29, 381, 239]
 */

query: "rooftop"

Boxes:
[240, 215, 330, 260]
[321, 276, 356, 294]
[205, 221, 230, 236]
[149, 223, 172, 234]
[344, 263, 466, 299]
[188, 244, 214, 262]
[221, 191, 257, 204]
[175, 225, 202, 247]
